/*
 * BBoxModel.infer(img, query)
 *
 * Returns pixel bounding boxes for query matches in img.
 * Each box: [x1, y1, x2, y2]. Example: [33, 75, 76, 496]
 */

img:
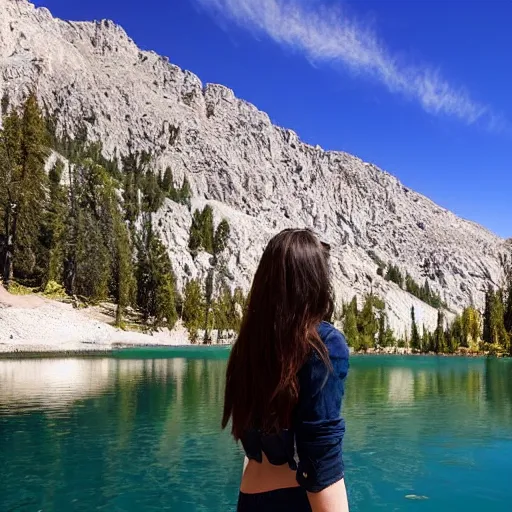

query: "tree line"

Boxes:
[379, 262, 446, 309]
[340, 270, 512, 355]
[0, 95, 243, 341]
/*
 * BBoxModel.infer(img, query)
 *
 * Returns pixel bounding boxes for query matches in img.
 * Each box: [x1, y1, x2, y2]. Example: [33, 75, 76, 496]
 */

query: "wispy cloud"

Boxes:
[193, 0, 504, 130]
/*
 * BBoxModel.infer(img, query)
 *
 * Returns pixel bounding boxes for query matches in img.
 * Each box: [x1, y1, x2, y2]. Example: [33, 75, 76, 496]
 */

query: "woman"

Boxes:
[222, 229, 350, 512]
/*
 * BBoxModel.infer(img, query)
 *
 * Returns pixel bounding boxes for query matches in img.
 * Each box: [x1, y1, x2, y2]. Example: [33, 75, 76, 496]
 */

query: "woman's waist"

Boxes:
[240, 454, 299, 494]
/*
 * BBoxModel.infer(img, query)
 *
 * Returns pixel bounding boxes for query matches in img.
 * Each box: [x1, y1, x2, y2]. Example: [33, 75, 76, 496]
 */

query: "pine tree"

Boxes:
[213, 285, 234, 341]
[410, 306, 421, 351]
[490, 290, 509, 350]
[377, 311, 386, 347]
[421, 325, 430, 353]
[1, 92, 8, 116]
[112, 204, 135, 327]
[188, 206, 217, 255]
[434, 310, 445, 353]
[179, 176, 192, 208]
[449, 315, 463, 353]
[504, 275, 512, 339]
[66, 160, 121, 301]
[123, 167, 140, 223]
[161, 167, 174, 195]
[461, 306, 480, 349]
[213, 219, 230, 258]
[200, 205, 214, 254]
[40, 159, 68, 286]
[343, 300, 359, 350]
[74, 206, 111, 300]
[135, 220, 178, 330]
[203, 268, 215, 343]
[385, 264, 404, 288]
[356, 294, 381, 351]
[383, 327, 396, 348]
[445, 327, 456, 354]
[182, 279, 205, 343]
[188, 209, 203, 254]
[483, 286, 493, 344]
[231, 287, 247, 331]
[0, 109, 21, 285]
[0, 94, 48, 286]
[142, 170, 164, 213]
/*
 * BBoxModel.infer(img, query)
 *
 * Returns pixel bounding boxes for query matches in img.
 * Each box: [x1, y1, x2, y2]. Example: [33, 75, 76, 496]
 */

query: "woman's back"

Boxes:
[222, 229, 350, 511]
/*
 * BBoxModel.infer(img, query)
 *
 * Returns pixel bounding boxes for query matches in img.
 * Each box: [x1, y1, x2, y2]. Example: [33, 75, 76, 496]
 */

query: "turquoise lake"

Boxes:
[0, 350, 511, 511]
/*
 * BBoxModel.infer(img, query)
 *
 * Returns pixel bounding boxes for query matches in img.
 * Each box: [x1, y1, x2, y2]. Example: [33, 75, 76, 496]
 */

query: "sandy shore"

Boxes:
[0, 285, 190, 354]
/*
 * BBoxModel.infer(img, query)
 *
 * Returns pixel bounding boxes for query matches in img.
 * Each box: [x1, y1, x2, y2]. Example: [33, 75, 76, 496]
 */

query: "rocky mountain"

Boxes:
[1, 0, 509, 334]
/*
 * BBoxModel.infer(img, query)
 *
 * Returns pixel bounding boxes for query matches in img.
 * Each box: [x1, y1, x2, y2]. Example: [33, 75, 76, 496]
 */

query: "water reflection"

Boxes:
[343, 356, 512, 511]
[0, 354, 511, 512]
[0, 358, 192, 412]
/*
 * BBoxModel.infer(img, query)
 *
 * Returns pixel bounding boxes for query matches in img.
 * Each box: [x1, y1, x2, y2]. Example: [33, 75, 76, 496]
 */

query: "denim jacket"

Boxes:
[241, 321, 350, 493]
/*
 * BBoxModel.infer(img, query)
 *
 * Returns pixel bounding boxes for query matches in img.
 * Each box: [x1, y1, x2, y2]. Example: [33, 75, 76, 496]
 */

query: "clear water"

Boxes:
[1, 350, 511, 511]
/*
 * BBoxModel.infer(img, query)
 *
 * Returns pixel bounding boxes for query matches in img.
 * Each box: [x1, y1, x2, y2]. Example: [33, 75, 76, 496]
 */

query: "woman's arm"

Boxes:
[295, 327, 350, 512]
[308, 478, 349, 512]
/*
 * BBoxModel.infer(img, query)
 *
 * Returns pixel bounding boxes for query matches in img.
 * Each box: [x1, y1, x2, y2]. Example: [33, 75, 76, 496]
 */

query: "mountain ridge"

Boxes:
[0, 0, 508, 334]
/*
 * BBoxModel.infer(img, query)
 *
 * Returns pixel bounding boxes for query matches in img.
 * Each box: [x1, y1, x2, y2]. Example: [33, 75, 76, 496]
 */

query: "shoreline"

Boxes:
[0, 284, 191, 355]
[0, 343, 200, 359]
[1, 346, 505, 360]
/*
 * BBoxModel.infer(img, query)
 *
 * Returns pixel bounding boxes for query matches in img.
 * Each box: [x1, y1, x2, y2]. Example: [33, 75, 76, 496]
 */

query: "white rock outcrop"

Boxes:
[0, 0, 509, 335]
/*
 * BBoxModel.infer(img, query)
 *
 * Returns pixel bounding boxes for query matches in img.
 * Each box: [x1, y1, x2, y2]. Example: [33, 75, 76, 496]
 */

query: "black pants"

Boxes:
[237, 487, 312, 511]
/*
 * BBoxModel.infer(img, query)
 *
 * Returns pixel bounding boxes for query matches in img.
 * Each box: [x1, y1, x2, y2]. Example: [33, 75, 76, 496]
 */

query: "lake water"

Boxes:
[1, 350, 511, 511]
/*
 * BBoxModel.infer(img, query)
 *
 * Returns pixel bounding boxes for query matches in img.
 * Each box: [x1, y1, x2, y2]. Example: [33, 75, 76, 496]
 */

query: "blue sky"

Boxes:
[35, 0, 511, 238]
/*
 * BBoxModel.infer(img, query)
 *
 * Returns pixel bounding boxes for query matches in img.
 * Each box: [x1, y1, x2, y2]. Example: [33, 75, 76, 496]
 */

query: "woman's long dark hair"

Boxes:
[222, 228, 334, 440]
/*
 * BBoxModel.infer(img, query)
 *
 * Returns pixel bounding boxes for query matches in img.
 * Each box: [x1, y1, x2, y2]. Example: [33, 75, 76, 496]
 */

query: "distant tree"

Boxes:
[410, 306, 421, 351]
[434, 310, 446, 353]
[505, 283, 512, 337]
[182, 279, 205, 343]
[178, 176, 192, 208]
[188, 209, 204, 254]
[461, 306, 480, 349]
[231, 287, 247, 331]
[212, 285, 236, 340]
[483, 286, 493, 344]
[73, 203, 111, 300]
[491, 290, 509, 349]
[0, 93, 48, 286]
[161, 167, 174, 195]
[142, 170, 164, 213]
[1, 92, 8, 116]
[136, 220, 178, 330]
[213, 219, 230, 258]
[343, 299, 359, 350]
[356, 294, 383, 351]
[421, 325, 431, 353]
[405, 273, 422, 301]
[114, 219, 134, 327]
[383, 326, 396, 348]
[39, 159, 68, 286]
[200, 206, 214, 254]
[448, 315, 463, 353]
[385, 264, 404, 288]
[377, 311, 386, 347]
[203, 268, 215, 343]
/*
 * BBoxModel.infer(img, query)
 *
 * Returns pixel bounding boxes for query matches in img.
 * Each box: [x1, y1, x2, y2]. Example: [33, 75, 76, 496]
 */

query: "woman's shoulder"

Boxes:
[317, 321, 350, 361]
[296, 322, 349, 416]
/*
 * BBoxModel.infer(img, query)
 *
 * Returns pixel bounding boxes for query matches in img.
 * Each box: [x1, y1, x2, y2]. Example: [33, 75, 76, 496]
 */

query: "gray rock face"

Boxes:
[1, 0, 509, 334]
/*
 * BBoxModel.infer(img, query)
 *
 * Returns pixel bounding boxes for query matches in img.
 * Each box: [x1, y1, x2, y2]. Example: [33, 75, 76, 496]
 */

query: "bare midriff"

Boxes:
[240, 453, 300, 494]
